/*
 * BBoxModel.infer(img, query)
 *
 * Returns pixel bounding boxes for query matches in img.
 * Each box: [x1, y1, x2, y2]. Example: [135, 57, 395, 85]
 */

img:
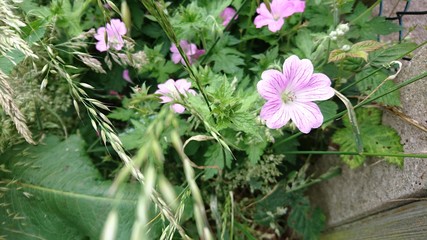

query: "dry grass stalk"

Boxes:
[0, 71, 35, 144]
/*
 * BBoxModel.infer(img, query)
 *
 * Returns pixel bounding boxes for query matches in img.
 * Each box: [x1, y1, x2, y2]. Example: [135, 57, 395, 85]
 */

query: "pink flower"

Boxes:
[254, 0, 305, 32]
[257, 55, 334, 133]
[170, 40, 205, 65]
[220, 7, 238, 26]
[122, 69, 133, 84]
[155, 79, 197, 114]
[94, 19, 127, 52]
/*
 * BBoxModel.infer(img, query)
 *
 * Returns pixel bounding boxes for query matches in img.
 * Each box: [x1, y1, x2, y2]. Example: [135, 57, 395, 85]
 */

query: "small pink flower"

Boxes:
[155, 79, 196, 114]
[220, 7, 238, 26]
[122, 69, 133, 84]
[94, 19, 127, 52]
[254, 0, 305, 32]
[257, 55, 334, 133]
[170, 40, 205, 65]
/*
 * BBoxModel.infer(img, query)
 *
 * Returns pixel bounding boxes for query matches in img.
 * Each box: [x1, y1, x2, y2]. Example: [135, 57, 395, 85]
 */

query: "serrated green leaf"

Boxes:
[368, 42, 418, 68]
[332, 108, 404, 168]
[318, 100, 338, 124]
[355, 68, 401, 106]
[210, 48, 245, 74]
[0, 135, 160, 239]
[328, 49, 347, 62]
[108, 107, 135, 121]
[203, 144, 232, 179]
[347, 50, 369, 61]
[351, 40, 384, 52]
[288, 199, 325, 240]
[294, 30, 314, 59]
[246, 142, 267, 165]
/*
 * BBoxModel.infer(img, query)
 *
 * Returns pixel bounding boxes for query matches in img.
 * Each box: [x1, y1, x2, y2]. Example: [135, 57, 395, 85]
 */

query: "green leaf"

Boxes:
[210, 47, 245, 74]
[368, 42, 418, 68]
[246, 141, 267, 165]
[0, 135, 159, 239]
[328, 49, 347, 62]
[203, 144, 232, 179]
[288, 199, 325, 240]
[294, 30, 314, 59]
[318, 100, 339, 125]
[332, 108, 404, 168]
[351, 40, 384, 52]
[355, 68, 401, 106]
[108, 107, 136, 121]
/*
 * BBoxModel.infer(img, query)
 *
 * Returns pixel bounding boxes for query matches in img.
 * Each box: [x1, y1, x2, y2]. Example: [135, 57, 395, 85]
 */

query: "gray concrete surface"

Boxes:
[308, 37, 427, 227]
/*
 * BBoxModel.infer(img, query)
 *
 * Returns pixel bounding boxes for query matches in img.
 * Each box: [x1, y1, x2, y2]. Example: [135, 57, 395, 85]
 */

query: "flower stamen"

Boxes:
[281, 91, 296, 103]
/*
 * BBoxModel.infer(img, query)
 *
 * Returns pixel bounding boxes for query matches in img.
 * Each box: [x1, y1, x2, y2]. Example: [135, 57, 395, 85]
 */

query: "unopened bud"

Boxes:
[341, 45, 351, 51]
[337, 23, 350, 33]
[121, 1, 132, 36]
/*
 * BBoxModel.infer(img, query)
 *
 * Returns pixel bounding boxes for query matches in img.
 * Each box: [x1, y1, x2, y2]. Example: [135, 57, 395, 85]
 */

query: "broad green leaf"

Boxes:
[203, 143, 232, 179]
[332, 108, 403, 168]
[351, 40, 384, 52]
[288, 199, 325, 240]
[328, 49, 347, 62]
[355, 68, 401, 106]
[346, 50, 369, 61]
[0, 135, 159, 239]
[368, 42, 418, 68]
[318, 100, 339, 126]
[210, 47, 245, 74]
[294, 30, 314, 59]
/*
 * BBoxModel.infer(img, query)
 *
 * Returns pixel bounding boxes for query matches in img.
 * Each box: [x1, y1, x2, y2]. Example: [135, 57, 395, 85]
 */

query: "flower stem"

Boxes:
[282, 151, 427, 159]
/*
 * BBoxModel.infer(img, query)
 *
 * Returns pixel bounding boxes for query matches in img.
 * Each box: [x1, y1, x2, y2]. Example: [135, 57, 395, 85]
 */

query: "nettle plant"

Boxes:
[1, 0, 426, 239]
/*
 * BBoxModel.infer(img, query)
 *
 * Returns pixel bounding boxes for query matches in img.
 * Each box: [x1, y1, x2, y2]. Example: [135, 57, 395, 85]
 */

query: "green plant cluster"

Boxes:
[0, 0, 425, 239]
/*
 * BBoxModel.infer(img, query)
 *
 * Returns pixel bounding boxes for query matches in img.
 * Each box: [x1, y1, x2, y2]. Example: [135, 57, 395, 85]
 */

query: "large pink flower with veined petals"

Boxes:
[94, 19, 127, 52]
[170, 40, 205, 65]
[155, 79, 197, 114]
[257, 55, 334, 133]
[254, 0, 305, 32]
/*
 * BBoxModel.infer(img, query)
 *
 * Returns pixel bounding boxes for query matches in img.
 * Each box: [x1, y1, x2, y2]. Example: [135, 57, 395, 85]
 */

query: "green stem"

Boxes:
[282, 151, 427, 158]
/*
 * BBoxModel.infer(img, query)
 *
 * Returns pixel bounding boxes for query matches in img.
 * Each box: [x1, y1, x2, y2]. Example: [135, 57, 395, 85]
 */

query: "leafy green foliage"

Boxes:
[288, 197, 326, 240]
[3, 0, 420, 239]
[332, 108, 404, 168]
[0, 135, 159, 239]
[329, 40, 384, 62]
[346, 3, 401, 40]
[355, 68, 401, 106]
[203, 143, 233, 179]
[206, 35, 245, 74]
[368, 42, 418, 68]
[140, 44, 181, 81]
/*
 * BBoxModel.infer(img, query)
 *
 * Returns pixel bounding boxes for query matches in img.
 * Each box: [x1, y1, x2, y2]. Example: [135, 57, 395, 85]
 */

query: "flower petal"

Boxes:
[109, 19, 127, 35]
[171, 52, 182, 64]
[171, 104, 185, 114]
[254, 3, 274, 28]
[272, 0, 305, 18]
[294, 73, 335, 102]
[282, 55, 313, 89]
[170, 43, 179, 53]
[267, 18, 284, 32]
[175, 79, 192, 93]
[260, 100, 291, 129]
[288, 102, 323, 134]
[258, 69, 288, 100]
